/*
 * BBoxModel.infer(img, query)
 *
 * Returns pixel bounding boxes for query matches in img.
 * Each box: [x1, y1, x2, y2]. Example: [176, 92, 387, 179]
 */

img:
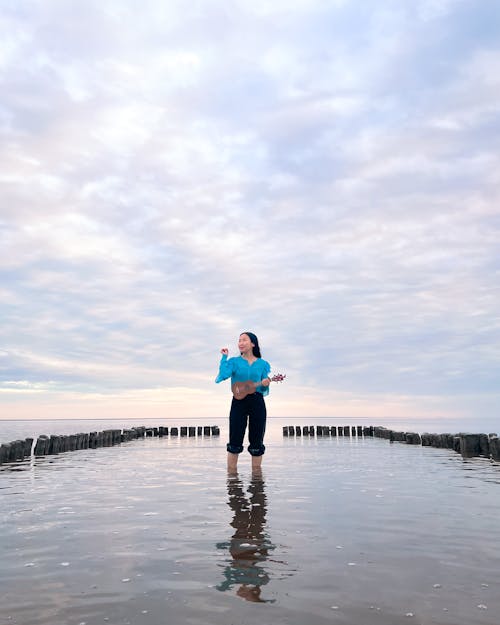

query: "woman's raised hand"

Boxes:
[220, 348, 229, 356]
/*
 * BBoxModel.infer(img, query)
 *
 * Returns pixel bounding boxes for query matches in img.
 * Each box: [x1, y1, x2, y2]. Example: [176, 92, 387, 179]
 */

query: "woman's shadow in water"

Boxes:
[216, 469, 278, 603]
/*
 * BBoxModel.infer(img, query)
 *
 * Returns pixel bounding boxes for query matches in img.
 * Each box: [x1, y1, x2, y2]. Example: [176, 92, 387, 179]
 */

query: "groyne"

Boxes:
[282, 425, 500, 462]
[0, 425, 220, 466]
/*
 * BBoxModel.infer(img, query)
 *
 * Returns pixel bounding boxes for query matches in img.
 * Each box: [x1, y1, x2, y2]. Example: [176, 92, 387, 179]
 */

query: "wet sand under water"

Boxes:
[1, 427, 500, 625]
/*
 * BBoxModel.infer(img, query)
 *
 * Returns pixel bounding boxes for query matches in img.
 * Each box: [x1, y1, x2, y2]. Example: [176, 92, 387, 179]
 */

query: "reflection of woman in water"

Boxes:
[216, 472, 275, 603]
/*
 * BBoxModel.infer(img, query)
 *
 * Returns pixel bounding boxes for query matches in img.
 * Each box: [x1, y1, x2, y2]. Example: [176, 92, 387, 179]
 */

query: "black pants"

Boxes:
[227, 393, 266, 456]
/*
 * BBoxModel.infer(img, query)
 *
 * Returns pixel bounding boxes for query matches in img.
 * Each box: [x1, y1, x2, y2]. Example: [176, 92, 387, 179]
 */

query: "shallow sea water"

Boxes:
[1, 419, 500, 625]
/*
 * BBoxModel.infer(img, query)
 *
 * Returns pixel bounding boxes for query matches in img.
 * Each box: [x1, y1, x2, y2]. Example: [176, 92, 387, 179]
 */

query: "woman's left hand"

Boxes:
[261, 378, 270, 387]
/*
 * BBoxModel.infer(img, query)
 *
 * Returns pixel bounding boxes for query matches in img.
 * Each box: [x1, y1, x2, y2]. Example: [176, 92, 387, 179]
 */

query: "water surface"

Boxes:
[1, 421, 499, 625]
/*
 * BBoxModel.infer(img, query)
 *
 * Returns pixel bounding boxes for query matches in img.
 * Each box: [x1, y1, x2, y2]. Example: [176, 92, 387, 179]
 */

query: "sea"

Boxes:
[1, 414, 499, 444]
[1, 415, 499, 625]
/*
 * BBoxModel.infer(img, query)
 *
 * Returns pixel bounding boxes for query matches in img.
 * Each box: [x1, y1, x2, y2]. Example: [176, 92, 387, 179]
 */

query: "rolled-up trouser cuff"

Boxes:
[227, 443, 244, 454]
[248, 444, 265, 457]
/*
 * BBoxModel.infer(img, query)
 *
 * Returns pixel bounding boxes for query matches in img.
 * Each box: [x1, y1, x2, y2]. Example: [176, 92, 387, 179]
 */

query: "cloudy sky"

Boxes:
[1, 0, 499, 422]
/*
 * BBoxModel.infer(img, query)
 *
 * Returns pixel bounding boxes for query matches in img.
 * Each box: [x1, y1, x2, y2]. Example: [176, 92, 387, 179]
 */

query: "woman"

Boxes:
[216, 332, 271, 472]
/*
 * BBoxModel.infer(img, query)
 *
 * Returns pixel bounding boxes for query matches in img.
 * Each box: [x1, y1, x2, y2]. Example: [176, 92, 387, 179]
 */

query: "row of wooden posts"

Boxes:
[283, 424, 500, 461]
[0, 425, 220, 466]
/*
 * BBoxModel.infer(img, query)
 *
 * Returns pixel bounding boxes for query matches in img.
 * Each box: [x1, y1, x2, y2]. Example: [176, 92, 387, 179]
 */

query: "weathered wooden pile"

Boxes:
[283, 424, 500, 461]
[283, 425, 367, 437]
[0, 425, 221, 466]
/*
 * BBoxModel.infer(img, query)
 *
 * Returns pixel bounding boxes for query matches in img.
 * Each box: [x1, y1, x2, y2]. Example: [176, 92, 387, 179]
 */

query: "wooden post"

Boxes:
[34, 435, 50, 456]
[490, 437, 500, 461]
[0, 444, 10, 465]
[459, 434, 482, 458]
[405, 432, 422, 445]
[48, 435, 60, 454]
[23, 438, 33, 457]
[479, 434, 490, 457]
[8, 440, 24, 461]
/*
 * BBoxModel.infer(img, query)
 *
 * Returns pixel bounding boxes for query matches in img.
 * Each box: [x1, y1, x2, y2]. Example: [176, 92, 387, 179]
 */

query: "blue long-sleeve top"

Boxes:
[215, 354, 271, 396]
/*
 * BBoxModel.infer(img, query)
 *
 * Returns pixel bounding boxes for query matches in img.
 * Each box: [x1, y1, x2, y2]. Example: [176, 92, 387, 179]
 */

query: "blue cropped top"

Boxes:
[215, 354, 271, 396]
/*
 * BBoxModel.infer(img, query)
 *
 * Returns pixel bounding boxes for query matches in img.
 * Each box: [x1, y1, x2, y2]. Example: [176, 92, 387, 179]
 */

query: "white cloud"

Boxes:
[0, 0, 499, 421]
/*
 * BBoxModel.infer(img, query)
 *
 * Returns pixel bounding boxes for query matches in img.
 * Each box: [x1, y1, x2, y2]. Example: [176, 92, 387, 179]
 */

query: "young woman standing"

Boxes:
[215, 332, 271, 472]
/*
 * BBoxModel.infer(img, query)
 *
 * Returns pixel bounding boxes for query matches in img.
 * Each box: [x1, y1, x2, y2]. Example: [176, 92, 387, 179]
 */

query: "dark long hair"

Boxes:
[241, 331, 262, 358]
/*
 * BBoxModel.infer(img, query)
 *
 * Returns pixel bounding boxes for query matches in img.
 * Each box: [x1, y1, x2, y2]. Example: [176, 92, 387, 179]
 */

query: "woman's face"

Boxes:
[238, 333, 255, 355]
